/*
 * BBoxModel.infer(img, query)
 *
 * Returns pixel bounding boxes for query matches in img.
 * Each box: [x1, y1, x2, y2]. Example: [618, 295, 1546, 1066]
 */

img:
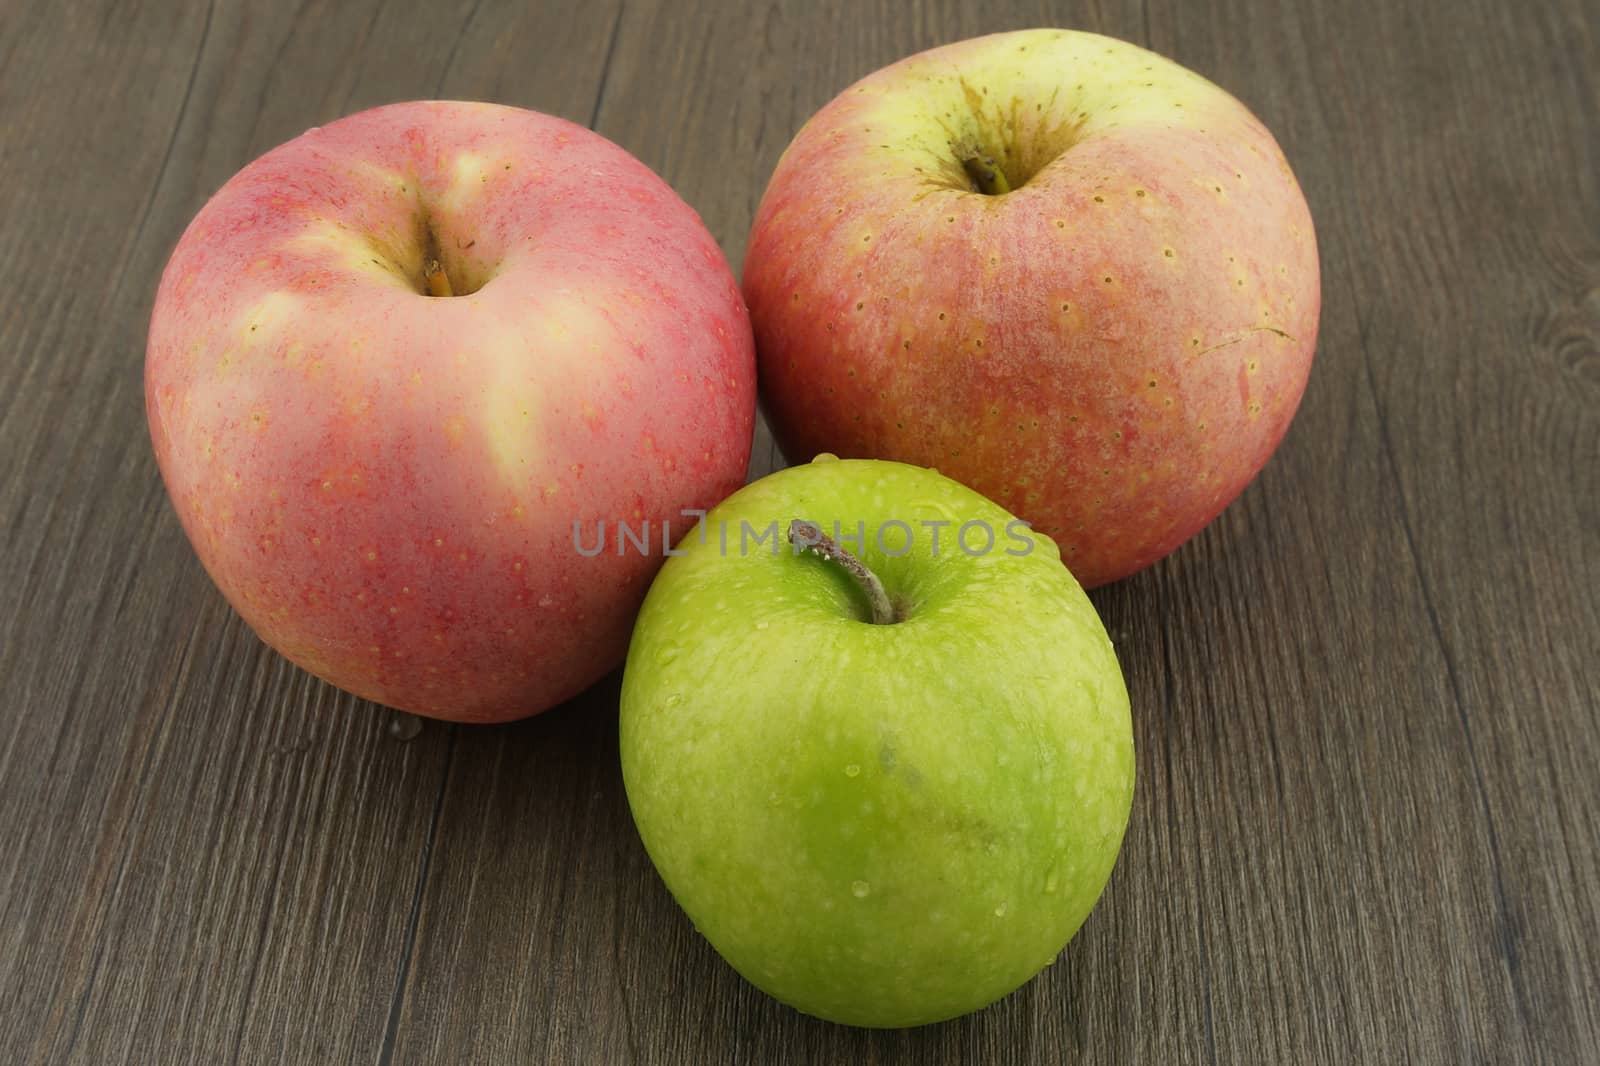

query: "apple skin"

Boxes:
[743, 29, 1320, 587]
[620, 457, 1134, 1028]
[146, 102, 755, 722]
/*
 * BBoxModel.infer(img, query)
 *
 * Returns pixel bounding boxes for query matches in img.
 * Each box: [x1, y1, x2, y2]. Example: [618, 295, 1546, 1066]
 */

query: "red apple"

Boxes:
[146, 101, 755, 722]
[743, 30, 1319, 587]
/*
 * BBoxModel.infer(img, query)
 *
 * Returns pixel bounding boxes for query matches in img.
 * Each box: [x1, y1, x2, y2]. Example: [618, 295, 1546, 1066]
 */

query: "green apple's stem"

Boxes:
[960, 151, 1011, 196]
[787, 519, 897, 625]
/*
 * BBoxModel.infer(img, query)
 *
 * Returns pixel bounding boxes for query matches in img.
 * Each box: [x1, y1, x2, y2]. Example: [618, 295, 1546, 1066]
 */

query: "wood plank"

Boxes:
[0, 0, 1595, 1062]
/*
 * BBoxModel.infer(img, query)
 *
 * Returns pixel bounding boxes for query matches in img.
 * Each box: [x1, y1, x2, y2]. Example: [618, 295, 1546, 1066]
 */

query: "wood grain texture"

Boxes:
[1, 0, 1595, 1063]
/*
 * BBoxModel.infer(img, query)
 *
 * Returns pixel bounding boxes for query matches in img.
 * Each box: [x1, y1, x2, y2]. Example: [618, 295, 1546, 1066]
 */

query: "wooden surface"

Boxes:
[1, 0, 1596, 1062]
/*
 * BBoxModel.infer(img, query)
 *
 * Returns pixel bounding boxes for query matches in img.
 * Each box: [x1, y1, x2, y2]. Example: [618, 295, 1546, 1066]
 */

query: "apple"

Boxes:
[620, 456, 1134, 1027]
[146, 101, 755, 722]
[743, 29, 1320, 587]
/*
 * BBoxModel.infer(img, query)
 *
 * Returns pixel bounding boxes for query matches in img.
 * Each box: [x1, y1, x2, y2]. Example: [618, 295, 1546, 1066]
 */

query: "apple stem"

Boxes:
[423, 258, 453, 298]
[960, 151, 1011, 196]
[787, 519, 897, 625]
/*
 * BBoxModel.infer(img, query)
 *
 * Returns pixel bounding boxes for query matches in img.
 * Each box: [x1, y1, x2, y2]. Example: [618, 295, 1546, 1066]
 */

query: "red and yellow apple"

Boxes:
[146, 101, 755, 722]
[743, 30, 1320, 587]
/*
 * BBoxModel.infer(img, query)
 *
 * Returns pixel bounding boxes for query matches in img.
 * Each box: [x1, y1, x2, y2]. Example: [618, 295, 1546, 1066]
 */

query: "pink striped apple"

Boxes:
[146, 102, 754, 722]
[744, 30, 1320, 587]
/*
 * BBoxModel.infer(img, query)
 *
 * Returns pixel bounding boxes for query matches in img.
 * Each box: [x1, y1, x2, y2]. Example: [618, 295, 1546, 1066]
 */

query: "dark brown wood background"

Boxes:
[2, 0, 1596, 1062]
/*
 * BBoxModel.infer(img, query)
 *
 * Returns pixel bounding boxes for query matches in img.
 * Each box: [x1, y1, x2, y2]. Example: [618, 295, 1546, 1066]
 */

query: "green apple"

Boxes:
[620, 456, 1134, 1027]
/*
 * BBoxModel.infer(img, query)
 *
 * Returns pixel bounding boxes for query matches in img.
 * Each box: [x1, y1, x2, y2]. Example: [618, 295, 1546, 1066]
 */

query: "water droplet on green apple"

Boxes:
[844, 764, 861, 777]
[851, 880, 871, 898]
[812, 452, 839, 463]
[655, 645, 680, 665]
[994, 902, 1008, 917]
[1044, 866, 1061, 894]
[909, 497, 957, 520]
[754, 620, 770, 630]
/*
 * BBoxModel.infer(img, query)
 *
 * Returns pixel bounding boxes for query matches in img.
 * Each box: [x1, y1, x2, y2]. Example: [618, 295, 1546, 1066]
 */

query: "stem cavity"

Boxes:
[787, 519, 897, 625]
